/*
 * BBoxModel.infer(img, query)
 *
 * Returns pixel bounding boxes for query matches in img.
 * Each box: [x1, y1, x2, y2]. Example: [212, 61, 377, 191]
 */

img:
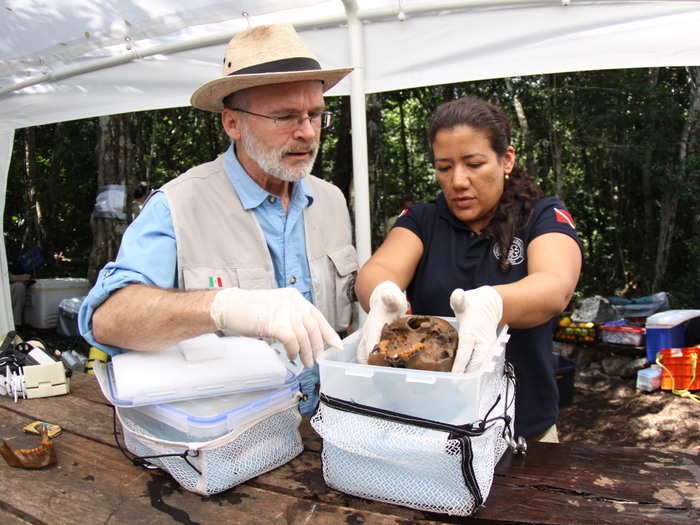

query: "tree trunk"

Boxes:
[548, 75, 565, 199]
[641, 68, 659, 268]
[86, 115, 130, 283]
[22, 128, 45, 250]
[398, 91, 411, 194]
[366, 93, 383, 249]
[41, 122, 65, 260]
[331, 96, 353, 203]
[652, 66, 700, 291]
[505, 78, 534, 175]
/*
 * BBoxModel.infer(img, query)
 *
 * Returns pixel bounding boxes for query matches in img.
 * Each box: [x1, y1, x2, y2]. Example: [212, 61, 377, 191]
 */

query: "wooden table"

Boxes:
[1, 373, 698, 524]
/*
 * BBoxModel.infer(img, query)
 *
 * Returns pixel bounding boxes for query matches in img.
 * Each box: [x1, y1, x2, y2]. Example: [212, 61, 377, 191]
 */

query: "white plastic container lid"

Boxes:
[95, 333, 294, 407]
[318, 316, 510, 425]
[30, 277, 90, 290]
[645, 309, 700, 329]
[122, 374, 299, 442]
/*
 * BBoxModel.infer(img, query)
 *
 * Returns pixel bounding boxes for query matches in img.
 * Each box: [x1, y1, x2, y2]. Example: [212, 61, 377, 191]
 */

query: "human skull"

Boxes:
[367, 315, 458, 371]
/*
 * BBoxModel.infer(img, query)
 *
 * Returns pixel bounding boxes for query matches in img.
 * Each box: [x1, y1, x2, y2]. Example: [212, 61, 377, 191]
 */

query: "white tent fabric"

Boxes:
[1, 0, 700, 333]
[0, 127, 15, 332]
[3, 1, 700, 127]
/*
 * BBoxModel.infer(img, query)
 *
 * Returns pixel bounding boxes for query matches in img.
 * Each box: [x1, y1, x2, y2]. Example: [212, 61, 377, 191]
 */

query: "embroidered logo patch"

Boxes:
[492, 237, 525, 266]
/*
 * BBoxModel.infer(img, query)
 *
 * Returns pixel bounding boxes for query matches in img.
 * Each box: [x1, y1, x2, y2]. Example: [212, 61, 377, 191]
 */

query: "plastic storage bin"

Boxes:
[97, 334, 292, 406]
[657, 347, 700, 391]
[116, 392, 302, 495]
[94, 335, 304, 496]
[552, 353, 575, 405]
[645, 310, 700, 362]
[312, 318, 518, 516]
[56, 296, 84, 337]
[317, 317, 509, 425]
[24, 278, 91, 329]
[600, 324, 645, 346]
[636, 366, 661, 392]
[122, 376, 299, 442]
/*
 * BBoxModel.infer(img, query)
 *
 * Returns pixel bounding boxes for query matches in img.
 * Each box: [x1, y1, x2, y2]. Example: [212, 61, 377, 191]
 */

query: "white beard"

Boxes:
[239, 124, 318, 182]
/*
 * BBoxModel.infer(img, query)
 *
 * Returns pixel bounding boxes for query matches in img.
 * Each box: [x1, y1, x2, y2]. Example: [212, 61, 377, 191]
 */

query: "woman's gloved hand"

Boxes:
[210, 287, 342, 368]
[449, 286, 503, 373]
[356, 281, 408, 363]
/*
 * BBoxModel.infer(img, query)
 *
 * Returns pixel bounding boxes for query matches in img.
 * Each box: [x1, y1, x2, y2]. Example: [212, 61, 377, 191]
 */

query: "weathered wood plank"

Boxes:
[0, 508, 34, 525]
[0, 409, 435, 525]
[3, 374, 698, 525]
[496, 443, 700, 511]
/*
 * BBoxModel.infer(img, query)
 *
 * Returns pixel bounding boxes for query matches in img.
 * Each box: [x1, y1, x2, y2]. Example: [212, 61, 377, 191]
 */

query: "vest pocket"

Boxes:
[235, 268, 275, 290]
[181, 267, 273, 290]
[182, 267, 238, 290]
[328, 244, 359, 277]
[319, 245, 359, 331]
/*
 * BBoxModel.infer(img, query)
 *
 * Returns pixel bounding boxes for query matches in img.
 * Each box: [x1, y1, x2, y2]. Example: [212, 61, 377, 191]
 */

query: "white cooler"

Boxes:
[24, 278, 91, 329]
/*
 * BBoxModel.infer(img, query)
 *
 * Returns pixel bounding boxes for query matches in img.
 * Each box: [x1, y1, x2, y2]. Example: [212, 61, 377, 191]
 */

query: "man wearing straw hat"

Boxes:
[78, 24, 358, 413]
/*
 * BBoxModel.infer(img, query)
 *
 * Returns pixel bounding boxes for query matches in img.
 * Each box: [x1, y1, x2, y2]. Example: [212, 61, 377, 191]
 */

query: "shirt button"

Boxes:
[267, 196, 276, 204]
[289, 276, 297, 284]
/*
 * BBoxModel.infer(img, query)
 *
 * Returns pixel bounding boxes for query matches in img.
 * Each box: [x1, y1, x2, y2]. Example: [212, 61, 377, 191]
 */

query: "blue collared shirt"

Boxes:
[78, 144, 314, 355]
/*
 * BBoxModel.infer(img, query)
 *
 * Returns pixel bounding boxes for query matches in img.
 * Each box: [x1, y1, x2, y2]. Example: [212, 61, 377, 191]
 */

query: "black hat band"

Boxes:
[229, 57, 322, 76]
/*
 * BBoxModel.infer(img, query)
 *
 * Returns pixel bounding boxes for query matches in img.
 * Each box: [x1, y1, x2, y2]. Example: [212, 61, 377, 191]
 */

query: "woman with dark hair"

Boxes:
[355, 96, 582, 442]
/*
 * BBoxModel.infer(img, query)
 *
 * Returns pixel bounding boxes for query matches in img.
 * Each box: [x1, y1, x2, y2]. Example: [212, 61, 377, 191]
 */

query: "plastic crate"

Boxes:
[554, 320, 597, 343]
[600, 325, 645, 346]
[636, 366, 661, 392]
[120, 376, 299, 442]
[657, 347, 700, 391]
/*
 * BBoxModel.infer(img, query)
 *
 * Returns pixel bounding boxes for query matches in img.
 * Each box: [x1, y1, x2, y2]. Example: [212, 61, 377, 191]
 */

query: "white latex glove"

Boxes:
[449, 286, 503, 373]
[356, 281, 408, 364]
[209, 287, 342, 368]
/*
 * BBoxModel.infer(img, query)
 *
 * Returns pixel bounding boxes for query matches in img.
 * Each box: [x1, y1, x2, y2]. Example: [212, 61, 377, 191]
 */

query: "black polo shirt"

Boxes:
[395, 193, 581, 438]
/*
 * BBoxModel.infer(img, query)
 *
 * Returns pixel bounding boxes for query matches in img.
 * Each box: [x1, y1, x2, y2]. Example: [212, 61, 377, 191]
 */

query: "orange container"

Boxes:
[658, 347, 700, 391]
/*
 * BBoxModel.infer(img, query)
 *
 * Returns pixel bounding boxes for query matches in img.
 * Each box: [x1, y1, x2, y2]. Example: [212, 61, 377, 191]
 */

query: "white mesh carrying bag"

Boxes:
[311, 364, 522, 516]
[115, 400, 303, 495]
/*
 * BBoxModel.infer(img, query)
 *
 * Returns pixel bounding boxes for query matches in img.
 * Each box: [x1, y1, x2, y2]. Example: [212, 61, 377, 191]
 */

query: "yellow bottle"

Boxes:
[85, 346, 109, 374]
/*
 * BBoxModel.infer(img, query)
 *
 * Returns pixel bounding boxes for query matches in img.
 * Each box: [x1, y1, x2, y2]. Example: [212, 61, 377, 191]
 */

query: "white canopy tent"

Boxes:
[1, 0, 700, 333]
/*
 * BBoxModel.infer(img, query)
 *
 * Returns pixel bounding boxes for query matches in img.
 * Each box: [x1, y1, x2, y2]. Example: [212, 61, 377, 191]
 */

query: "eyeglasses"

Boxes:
[230, 107, 334, 130]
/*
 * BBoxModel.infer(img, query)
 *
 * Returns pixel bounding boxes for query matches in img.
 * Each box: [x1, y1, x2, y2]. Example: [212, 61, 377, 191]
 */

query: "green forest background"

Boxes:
[5, 67, 700, 307]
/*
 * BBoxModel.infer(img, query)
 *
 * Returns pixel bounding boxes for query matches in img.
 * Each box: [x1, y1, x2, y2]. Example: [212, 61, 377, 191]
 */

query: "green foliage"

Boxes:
[4, 67, 700, 306]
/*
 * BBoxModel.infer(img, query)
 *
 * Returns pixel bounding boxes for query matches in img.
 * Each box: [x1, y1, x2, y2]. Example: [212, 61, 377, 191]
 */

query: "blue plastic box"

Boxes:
[645, 309, 700, 362]
[645, 325, 684, 362]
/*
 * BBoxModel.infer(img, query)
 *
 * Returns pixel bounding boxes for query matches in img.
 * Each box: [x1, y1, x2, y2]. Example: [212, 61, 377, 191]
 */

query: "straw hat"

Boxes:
[191, 24, 353, 112]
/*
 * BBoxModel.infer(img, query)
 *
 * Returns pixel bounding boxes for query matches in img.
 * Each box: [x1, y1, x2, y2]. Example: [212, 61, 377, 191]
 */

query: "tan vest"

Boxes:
[159, 156, 358, 332]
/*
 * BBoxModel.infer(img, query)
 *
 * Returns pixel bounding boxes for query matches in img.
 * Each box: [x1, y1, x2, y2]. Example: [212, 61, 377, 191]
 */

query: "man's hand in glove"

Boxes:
[356, 280, 408, 364]
[209, 287, 342, 368]
[449, 286, 503, 373]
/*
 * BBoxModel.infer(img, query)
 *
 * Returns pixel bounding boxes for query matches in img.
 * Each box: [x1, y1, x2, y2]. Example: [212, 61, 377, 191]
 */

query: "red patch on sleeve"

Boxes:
[398, 208, 410, 218]
[553, 208, 575, 229]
